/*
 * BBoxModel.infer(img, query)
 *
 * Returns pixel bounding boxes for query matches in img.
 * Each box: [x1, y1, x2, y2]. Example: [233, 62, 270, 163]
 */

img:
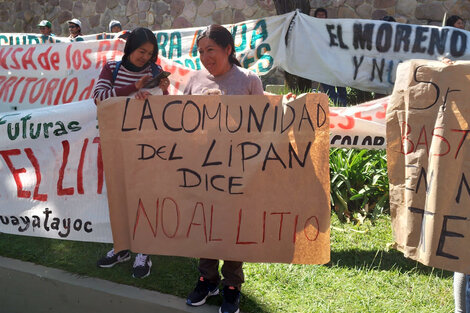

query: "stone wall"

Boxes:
[0, 0, 468, 36]
[312, 0, 470, 27]
[0, 0, 276, 36]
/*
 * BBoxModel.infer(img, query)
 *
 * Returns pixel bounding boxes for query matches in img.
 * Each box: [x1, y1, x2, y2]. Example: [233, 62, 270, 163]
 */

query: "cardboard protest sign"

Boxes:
[387, 60, 470, 273]
[97, 94, 330, 264]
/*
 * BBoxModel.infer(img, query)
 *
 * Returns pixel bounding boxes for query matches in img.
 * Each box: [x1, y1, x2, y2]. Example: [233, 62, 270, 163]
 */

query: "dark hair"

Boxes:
[123, 27, 159, 65]
[196, 24, 241, 67]
[382, 15, 396, 22]
[446, 15, 463, 27]
[314, 8, 328, 18]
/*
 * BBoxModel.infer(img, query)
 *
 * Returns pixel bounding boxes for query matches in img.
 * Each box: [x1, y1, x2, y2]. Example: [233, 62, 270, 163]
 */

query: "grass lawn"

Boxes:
[0, 214, 453, 313]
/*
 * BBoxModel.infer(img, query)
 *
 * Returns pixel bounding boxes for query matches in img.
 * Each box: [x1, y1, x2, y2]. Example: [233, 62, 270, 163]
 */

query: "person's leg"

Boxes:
[336, 86, 348, 107]
[186, 258, 220, 306]
[221, 261, 244, 290]
[320, 83, 338, 105]
[220, 261, 243, 313]
[198, 258, 221, 284]
[466, 274, 470, 313]
[455, 272, 466, 313]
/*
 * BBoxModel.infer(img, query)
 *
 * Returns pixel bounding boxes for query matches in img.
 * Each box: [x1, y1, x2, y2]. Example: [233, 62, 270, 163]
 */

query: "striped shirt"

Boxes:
[93, 61, 154, 101]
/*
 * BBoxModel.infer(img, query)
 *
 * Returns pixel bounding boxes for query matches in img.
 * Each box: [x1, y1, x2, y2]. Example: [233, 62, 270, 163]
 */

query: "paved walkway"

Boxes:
[0, 256, 219, 313]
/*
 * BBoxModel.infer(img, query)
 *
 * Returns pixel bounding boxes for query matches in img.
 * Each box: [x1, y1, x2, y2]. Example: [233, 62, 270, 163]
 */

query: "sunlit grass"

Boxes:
[0, 214, 453, 312]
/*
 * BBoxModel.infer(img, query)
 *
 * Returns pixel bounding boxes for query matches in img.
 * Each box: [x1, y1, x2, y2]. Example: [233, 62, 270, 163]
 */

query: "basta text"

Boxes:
[399, 122, 470, 158]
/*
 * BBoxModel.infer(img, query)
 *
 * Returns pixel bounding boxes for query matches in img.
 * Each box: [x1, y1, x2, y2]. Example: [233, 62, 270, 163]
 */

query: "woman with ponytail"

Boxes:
[184, 24, 263, 313]
[184, 24, 263, 96]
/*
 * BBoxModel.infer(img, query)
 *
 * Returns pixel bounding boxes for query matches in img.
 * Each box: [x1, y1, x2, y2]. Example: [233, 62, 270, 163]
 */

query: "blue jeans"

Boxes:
[321, 83, 347, 107]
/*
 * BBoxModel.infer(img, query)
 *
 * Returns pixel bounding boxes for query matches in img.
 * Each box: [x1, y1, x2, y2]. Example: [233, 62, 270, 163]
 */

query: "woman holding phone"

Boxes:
[93, 27, 171, 279]
[93, 27, 170, 102]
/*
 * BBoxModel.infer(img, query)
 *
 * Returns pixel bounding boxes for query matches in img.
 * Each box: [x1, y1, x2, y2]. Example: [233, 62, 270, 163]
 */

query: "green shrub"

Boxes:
[329, 148, 389, 223]
[346, 87, 375, 105]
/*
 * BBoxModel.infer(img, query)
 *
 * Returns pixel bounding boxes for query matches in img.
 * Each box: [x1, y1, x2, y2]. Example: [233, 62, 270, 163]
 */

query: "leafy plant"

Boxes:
[346, 87, 375, 105]
[329, 148, 389, 223]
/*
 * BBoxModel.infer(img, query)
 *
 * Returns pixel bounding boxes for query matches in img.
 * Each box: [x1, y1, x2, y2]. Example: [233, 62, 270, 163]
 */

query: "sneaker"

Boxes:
[97, 249, 130, 268]
[186, 276, 219, 306]
[219, 286, 240, 313]
[132, 253, 152, 278]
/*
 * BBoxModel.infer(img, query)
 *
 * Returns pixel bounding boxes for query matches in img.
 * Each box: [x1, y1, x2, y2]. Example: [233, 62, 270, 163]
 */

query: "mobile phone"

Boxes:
[144, 71, 171, 89]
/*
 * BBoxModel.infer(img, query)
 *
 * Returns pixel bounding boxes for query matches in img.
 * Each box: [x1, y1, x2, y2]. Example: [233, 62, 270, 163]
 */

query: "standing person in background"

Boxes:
[313, 8, 347, 106]
[313, 7, 327, 19]
[446, 15, 465, 29]
[93, 27, 171, 278]
[67, 18, 83, 39]
[184, 24, 264, 313]
[109, 20, 122, 33]
[382, 15, 396, 22]
[37, 20, 54, 42]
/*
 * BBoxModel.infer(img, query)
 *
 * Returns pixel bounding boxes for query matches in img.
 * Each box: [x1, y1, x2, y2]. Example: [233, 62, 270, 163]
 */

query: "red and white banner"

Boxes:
[330, 96, 387, 149]
[0, 13, 292, 113]
[0, 96, 387, 242]
[0, 40, 125, 111]
[0, 100, 111, 242]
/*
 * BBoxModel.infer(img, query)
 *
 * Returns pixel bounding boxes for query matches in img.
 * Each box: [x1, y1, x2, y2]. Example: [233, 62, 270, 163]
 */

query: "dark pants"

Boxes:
[321, 83, 347, 107]
[198, 258, 244, 290]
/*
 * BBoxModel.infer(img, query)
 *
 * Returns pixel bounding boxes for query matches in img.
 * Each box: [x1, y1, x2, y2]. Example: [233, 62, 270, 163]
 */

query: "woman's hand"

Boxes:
[134, 90, 152, 100]
[159, 77, 170, 93]
[285, 92, 297, 100]
[135, 75, 153, 90]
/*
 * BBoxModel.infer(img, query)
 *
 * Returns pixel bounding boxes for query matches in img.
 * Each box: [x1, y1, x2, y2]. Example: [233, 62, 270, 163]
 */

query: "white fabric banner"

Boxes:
[2, 12, 470, 106]
[282, 12, 470, 94]
[0, 100, 111, 242]
[0, 13, 292, 77]
[0, 32, 127, 45]
[0, 97, 387, 242]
